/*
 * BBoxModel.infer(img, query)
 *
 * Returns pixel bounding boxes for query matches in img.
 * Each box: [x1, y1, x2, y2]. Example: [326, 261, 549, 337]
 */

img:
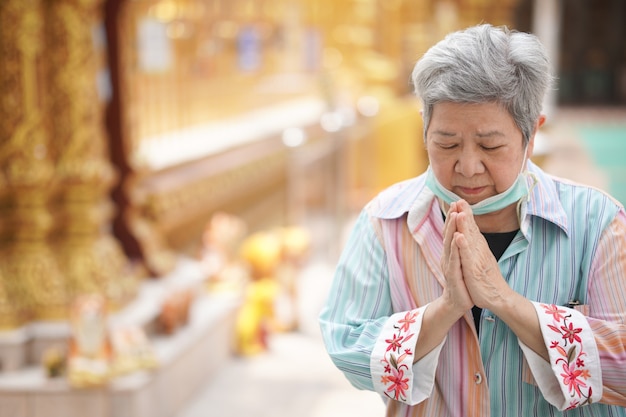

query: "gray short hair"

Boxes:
[411, 24, 553, 144]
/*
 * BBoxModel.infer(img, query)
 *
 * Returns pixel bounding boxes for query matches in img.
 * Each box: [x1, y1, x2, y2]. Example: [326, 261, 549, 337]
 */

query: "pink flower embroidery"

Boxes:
[380, 310, 419, 402]
[385, 334, 403, 353]
[561, 322, 582, 344]
[397, 311, 418, 333]
[561, 362, 587, 398]
[541, 303, 593, 409]
[386, 367, 410, 400]
[566, 400, 580, 411]
[543, 304, 568, 322]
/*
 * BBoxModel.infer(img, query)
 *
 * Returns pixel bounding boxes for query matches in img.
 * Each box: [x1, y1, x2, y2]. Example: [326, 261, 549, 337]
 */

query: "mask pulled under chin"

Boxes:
[424, 166, 533, 216]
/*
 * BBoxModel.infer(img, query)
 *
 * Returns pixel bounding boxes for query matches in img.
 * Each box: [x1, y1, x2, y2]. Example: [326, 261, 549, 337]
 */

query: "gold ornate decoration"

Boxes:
[0, 0, 68, 325]
[45, 0, 138, 308]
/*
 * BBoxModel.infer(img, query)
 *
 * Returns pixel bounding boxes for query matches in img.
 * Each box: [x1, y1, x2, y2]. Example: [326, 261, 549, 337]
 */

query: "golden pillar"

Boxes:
[0, 0, 68, 326]
[0, 0, 139, 327]
[46, 0, 138, 308]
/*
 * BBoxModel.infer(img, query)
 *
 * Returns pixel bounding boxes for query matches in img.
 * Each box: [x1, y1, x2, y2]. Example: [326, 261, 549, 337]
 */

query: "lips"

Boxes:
[456, 186, 487, 196]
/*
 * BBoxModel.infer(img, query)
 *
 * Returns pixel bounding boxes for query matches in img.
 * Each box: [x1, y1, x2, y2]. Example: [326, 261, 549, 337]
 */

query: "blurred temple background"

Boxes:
[0, 0, 625, 416]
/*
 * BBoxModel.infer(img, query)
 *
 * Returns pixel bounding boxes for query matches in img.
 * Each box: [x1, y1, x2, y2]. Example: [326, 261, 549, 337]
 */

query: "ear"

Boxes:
[537, 114, 547, 129]
[526, 114, 547, 159]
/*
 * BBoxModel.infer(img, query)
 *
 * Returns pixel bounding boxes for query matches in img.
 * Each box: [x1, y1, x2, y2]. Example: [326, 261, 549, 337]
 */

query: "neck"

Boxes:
[474, 203, 520, 233]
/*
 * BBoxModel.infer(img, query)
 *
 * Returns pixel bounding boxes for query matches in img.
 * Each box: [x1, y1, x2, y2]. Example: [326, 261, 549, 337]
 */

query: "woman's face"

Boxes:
[425, 101, 533, 206]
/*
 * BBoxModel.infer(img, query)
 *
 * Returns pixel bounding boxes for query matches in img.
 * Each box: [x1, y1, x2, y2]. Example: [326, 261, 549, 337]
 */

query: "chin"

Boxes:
[463, 195, 492, 205]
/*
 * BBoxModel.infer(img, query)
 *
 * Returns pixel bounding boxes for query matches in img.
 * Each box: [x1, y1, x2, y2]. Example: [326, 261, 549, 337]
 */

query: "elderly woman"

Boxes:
[319, 24, 626, 416]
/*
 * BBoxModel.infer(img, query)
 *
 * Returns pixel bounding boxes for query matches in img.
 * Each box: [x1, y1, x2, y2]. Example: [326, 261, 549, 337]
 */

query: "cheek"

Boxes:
[490, 162, 521, 192]
[427, 147, 459, 178]
[428, 157, 455, 186]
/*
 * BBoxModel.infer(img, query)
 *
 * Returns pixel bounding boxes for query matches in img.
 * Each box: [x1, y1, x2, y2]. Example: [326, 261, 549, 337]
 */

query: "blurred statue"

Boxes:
[201, 212, 248, 292]
[273, 226, 311, 331]
[157, 288, 194, 335]
[234, 231, 282, 356]
[234, 226, 312, 355]
[67, 294, 111, 387]
[110, 325, 158, 376]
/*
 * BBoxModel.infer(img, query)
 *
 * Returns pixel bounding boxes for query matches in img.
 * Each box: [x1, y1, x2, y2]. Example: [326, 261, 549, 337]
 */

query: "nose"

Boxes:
[454, 147, 485, 177]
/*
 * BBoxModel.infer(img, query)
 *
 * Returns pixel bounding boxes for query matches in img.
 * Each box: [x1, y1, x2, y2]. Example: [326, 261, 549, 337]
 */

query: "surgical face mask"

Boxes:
[425, 161, 532, 216]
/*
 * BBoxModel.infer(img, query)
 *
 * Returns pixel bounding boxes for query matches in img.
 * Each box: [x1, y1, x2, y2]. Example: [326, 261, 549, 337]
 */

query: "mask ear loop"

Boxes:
[514, 142, 533, 221]
[516, 171, 538, 223]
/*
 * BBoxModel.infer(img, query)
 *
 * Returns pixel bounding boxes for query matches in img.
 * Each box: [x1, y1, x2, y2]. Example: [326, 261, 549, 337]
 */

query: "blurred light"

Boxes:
[322, 48, 343, 70]
[338, 106, 356, 126]
[282, 127, 307, 147]
[320, 112, 343, 132]
[167, 21, 193, 39]
[357, 95, 380, 117]
[215, 21, 239, 39]
[152, 1, 178, 21]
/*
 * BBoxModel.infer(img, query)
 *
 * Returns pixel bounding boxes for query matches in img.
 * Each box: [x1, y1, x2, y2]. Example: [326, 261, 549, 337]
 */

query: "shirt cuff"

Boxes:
[370, 305, 446, 405]
[520, 301, 603, 410]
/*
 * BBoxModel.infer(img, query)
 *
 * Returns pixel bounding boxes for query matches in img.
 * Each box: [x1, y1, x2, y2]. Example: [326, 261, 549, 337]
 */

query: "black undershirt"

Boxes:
[473, 230, 518, 334]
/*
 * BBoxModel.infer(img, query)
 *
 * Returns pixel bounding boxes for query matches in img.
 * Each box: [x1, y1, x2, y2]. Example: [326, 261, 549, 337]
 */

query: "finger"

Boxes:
[446, 201, 461, 230]
[442, 212, 458, 264]
[455, 199, 470, 214]
[454, 231, 468, 252]
[455, 207, 480, 237]
[450, 232, 462, 271]
[443, 210, 457, 240]
[442, 201, 455, 236]
[445, 231, 463, 285]
[449, 233, 473, 305]
[454, 232, 474, 282]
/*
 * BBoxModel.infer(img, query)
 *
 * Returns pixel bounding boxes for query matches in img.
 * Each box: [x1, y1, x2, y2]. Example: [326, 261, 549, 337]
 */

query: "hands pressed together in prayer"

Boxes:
[441, 200, 514, 319]
[415, 199, 547, 362]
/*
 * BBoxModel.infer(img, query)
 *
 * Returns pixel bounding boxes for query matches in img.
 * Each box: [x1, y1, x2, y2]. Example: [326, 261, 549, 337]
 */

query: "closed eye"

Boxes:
[438, 143, 458, 150]
[480, 145, 503, 151]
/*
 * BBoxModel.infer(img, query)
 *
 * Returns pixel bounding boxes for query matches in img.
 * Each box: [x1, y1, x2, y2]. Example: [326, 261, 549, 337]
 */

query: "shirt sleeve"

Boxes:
[319, 210, 394, 391]
[370, 306, 446, 404]
[519, 302, 603, 410]
[319, 210, 444, 404]
[586, 209, 626, 406]
[519, 209, 626, 410]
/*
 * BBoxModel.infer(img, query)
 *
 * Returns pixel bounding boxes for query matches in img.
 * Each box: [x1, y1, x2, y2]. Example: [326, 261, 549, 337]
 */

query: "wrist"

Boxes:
[490, 290, 526, 323]
[431, 296, 467, 327]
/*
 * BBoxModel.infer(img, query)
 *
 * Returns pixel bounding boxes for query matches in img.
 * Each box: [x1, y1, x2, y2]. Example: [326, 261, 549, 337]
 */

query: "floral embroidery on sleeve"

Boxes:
[541, 304, 593, 409]
[379, 310, 418, 401]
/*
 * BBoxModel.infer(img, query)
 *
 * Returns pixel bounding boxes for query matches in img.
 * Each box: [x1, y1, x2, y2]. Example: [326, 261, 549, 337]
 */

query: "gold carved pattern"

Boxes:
[143, 150, 287, 228]
[46, 0, 113, 183]
[129, 143, 288, 264]
[0, 0, 68, 325]
[45, 0, 138, 306]
[0, 0, 140, 325]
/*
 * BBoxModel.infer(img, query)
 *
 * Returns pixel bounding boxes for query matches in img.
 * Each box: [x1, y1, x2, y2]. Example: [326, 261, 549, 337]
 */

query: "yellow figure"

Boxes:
[235, 232, 282, 356]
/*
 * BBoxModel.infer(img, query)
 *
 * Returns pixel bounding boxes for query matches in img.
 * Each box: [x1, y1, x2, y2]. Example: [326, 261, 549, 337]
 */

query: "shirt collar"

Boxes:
[523, 161, 570, 236]
[371, 161, 570, 236]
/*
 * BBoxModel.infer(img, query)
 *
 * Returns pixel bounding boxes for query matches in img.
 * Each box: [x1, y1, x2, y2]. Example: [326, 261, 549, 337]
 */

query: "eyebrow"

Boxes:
[431, 130, 457, 137]
[475, 130, 505, 138]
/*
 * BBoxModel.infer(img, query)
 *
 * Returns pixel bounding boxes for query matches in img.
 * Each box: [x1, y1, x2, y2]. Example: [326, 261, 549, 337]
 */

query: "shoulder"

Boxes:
[366, 174, 429, 220]
[544, 170, 621, 212]
[529, 163, 623, 233]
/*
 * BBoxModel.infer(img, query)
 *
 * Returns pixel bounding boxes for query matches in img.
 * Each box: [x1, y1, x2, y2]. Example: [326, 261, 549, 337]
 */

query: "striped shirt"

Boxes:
[319, 161, 626, 416]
